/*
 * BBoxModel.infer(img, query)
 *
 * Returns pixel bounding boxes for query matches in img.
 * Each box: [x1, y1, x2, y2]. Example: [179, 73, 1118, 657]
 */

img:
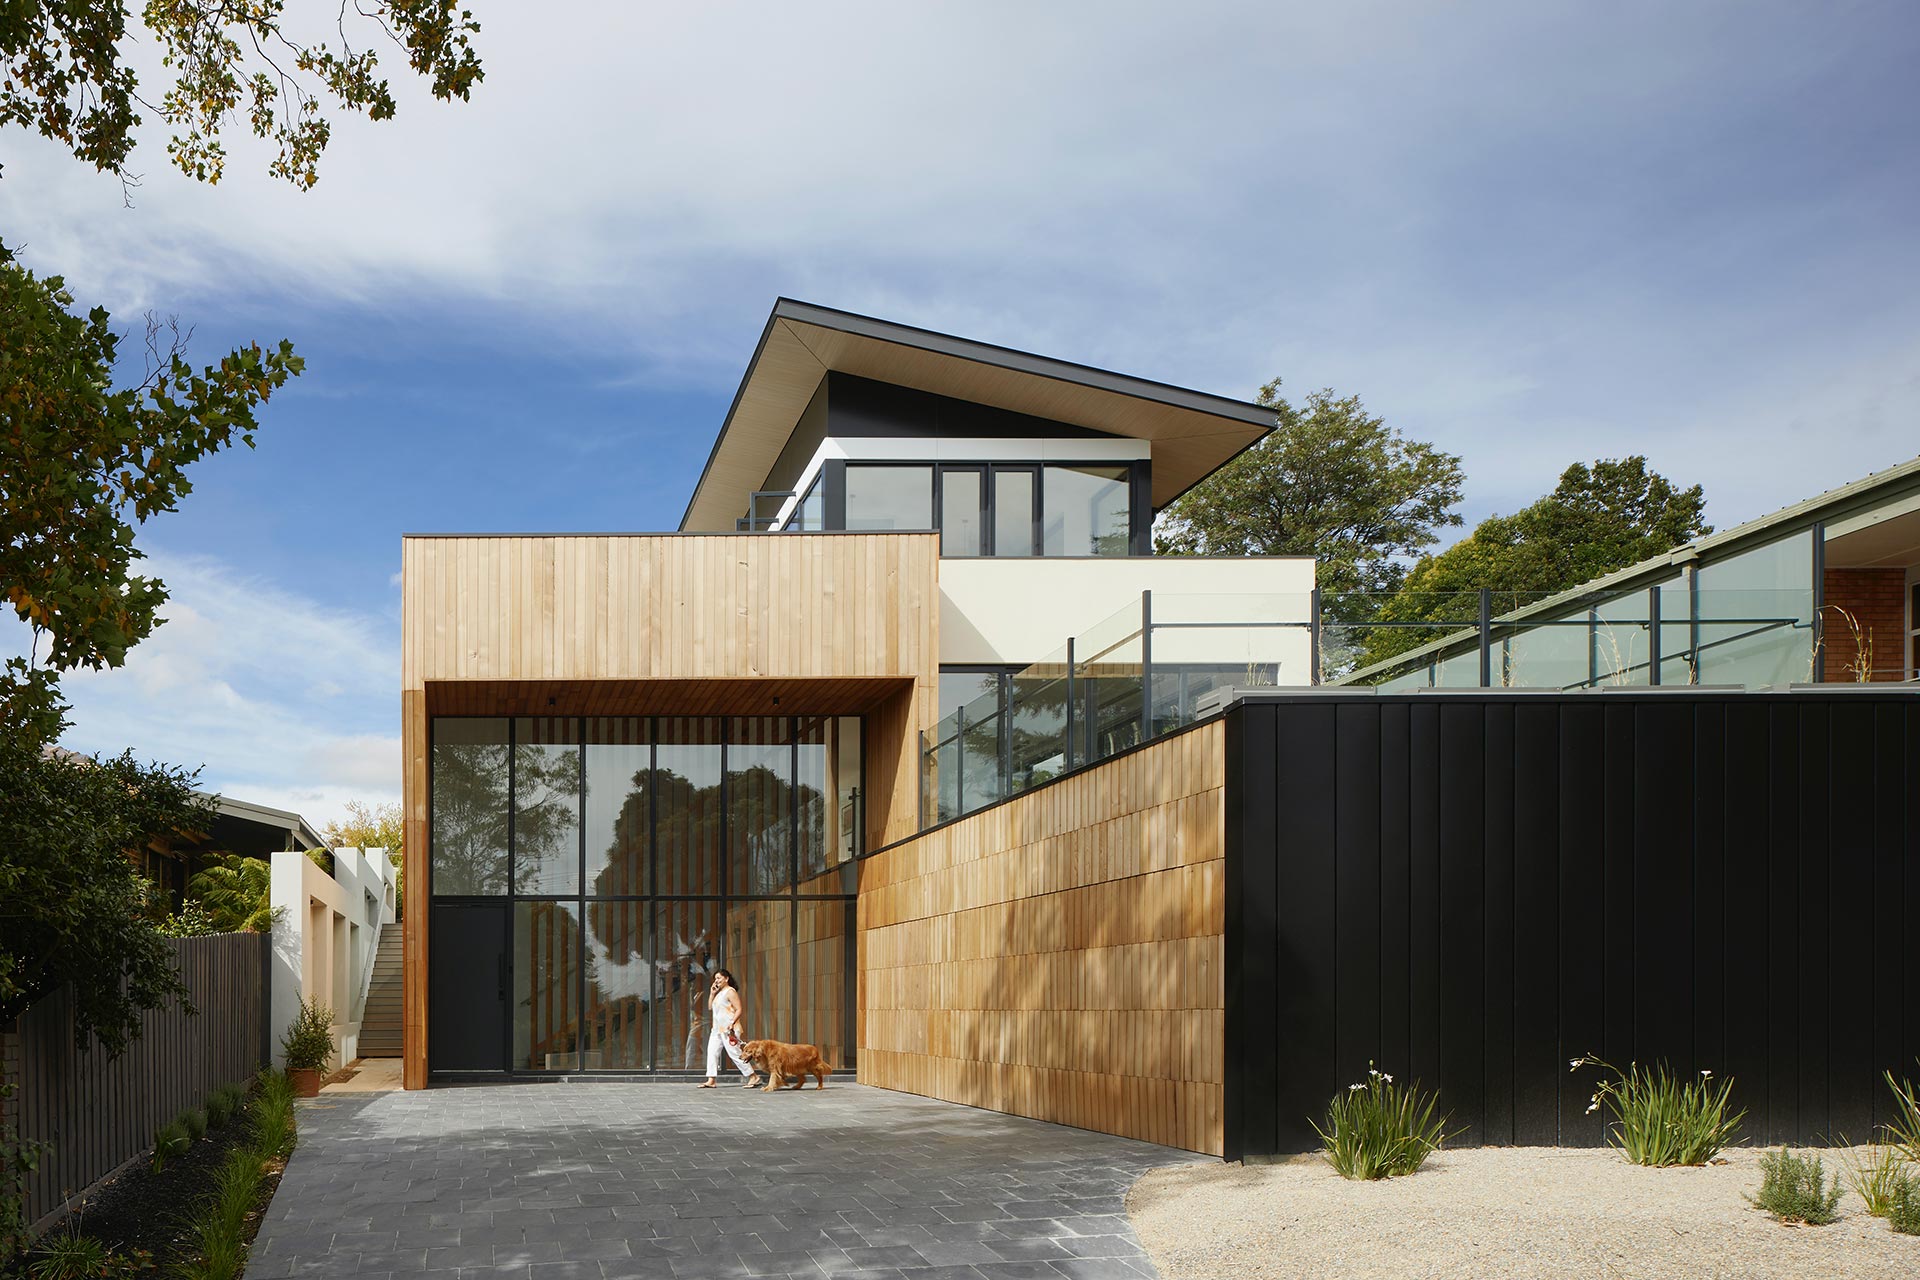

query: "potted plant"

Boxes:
[281, 996, 335, 1097]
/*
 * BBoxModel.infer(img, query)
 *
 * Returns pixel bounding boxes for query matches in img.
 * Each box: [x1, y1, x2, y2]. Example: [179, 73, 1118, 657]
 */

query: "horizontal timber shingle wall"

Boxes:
[1223, 692, 1920, 1159]
[859, 720, 1227, 1154]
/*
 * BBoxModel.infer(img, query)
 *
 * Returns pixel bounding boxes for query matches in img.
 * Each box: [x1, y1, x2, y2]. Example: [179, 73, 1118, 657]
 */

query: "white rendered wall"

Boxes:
[269, 847, 396, 1071]
[939, 556, 1317, 678]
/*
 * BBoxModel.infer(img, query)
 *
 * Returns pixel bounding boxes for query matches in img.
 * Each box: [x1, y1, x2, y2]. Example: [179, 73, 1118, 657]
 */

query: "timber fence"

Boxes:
[3, 931, 269, 1229]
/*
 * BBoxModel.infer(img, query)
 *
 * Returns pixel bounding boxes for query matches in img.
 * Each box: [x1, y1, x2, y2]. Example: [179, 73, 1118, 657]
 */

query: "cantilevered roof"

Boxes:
[679, 299, 1276, 532]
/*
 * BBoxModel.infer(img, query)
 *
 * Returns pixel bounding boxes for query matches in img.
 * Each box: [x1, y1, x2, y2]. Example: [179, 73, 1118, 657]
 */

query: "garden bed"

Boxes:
[1128, 1146, 1919, 1280]
[11, 1081, 291, 1278]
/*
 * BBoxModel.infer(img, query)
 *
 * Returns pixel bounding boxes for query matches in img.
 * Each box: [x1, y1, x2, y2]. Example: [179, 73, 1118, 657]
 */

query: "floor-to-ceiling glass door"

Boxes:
[428, 713, 861, 1075]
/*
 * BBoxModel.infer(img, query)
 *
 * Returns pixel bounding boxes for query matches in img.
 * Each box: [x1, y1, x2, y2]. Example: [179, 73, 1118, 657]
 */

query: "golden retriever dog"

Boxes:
[739, 1038, 832, 1091]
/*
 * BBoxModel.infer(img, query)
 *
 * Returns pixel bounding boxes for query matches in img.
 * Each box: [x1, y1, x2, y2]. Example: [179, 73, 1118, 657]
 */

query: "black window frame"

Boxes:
[833, 459, 1146, 557]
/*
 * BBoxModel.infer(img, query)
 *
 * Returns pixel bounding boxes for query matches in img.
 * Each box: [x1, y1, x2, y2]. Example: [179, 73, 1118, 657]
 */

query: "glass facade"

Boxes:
[430, 715, 860, 1073]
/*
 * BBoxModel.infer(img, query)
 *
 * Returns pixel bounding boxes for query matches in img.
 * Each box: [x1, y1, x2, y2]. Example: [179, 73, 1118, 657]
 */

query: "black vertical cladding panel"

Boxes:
[1872, 705, 1908, 1131]
[1558, 701, 1607, 1146]
[1720, 701, 1772, 1134]
[1826, 700, 1875, 1141]
[1408, 702, 1443, 1093]
[1798, 704, 1832, 1139]
[1907, 702, 1920, 1081]
[1435, 704, 1486, 1144]
[1482, 703, 1517, 1146]
[1511, 702, 1562, 1144]
[1766, 701, 1802, 1145]
[1601, 704, 1636, 1066]
[1632, 701, 1694, 1069]
[1273, 701, 1340, 1150]
[1221, 705, 1280, 1160]
[1377, 702, 1413, 1078]
[1692, 704, 1727, 1079]
[1334, 704, 1383, 1086]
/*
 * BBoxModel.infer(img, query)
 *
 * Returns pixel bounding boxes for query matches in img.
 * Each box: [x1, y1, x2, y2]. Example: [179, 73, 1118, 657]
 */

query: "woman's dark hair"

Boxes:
[712, 967, 737, 992]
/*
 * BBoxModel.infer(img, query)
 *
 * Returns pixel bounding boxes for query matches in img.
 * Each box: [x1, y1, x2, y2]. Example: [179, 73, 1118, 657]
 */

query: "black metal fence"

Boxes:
[1223, 690, 1920, 1159]
[5, 931, 269, 1228]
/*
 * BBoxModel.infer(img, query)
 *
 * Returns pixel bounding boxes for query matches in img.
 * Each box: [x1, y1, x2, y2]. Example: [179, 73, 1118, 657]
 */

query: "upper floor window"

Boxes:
[836, 460, 1138, 556]
[845, 465, 933, 531]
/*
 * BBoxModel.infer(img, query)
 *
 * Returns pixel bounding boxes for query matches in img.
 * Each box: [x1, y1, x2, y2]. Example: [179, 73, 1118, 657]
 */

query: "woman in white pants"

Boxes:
[699, 969, 761, 1088]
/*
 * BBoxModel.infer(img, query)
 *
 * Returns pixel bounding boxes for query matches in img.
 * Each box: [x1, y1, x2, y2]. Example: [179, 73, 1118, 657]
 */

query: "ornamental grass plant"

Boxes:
[1838, 1140, 1908, 1218]
[1750, 1148, 1843, 1226]
[1570, 1055, 1744, 1166]
[1310, 1065, 1455, 1180]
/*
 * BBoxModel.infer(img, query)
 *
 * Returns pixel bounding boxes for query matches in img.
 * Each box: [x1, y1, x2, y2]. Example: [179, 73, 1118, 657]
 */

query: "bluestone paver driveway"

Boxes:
[246, 1082, 1203, 1280]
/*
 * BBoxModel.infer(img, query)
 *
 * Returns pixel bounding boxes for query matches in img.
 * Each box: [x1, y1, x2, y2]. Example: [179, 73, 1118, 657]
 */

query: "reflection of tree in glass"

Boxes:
[431, 740, 508, 894]
[513, 743, 580, 894]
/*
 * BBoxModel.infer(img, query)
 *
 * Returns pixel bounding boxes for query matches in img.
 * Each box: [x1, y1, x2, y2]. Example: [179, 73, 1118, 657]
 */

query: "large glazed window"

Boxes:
[1043, 464, 1131, 556]
[845, 464, 933, 530]
[430, 718, 509, 895]
[939, 468, 984, 556]
[428, 715, 860, 1073]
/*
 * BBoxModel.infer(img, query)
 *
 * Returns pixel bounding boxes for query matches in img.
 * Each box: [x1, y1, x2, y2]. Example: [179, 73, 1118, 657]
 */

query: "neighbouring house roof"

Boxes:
[679, 298, 1277, 532]
[202, 794, 326, 855]
[1338, 452, 1920, 682]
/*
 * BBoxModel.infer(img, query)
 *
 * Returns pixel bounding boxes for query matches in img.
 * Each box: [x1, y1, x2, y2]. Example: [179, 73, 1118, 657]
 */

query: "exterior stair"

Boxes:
[358, 923, 404, 1058]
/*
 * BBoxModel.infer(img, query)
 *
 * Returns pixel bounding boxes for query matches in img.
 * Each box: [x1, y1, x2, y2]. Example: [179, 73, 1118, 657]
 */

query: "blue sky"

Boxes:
[5, 2, 1918, 826]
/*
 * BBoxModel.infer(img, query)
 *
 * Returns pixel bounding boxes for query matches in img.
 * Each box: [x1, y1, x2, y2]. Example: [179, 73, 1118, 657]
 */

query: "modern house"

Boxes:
[402, 300, 1919, 1160]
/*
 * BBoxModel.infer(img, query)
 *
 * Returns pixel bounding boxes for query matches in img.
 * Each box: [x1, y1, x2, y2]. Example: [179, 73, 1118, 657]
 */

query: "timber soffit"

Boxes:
[679, 298, 1278, 531]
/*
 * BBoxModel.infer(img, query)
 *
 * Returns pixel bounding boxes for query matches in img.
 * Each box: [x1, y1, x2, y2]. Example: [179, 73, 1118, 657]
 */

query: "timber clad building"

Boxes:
[403, 300, 1920, 1159]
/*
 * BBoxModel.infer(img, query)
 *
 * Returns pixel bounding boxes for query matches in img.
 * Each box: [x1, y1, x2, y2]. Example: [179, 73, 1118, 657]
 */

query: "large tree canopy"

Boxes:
[2, 0, 482, 187]
[1360, 456, 1711, 668]
[1, 261, 303, 744]
[1155, 380, 1466, 599]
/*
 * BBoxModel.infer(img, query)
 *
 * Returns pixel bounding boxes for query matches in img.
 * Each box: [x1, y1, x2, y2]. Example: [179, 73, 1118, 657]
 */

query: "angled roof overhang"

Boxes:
[679, 299, 1275, 531]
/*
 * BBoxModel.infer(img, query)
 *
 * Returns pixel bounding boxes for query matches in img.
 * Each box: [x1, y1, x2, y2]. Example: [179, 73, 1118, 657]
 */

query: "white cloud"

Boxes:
[4, 551, 400, 833]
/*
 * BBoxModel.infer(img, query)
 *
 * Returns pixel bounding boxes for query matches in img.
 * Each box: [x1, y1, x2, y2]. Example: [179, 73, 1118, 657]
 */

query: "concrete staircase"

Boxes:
[358, 924, 404, 1058]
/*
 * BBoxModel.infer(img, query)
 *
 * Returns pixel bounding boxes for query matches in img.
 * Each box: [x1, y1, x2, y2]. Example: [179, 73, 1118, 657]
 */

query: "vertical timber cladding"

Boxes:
[858, 721, 1228, 1155]
[400, 532, 942, 1089]
[1222, 691, 1920, 1160]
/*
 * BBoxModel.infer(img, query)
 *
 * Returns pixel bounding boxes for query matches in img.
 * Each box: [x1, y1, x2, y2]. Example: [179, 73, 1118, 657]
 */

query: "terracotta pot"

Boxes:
[290, 1067, 321, 1097]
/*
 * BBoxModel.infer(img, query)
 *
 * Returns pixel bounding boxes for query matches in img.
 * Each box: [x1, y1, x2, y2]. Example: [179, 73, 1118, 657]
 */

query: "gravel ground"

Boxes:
[1127, 1146, 1920, 1280]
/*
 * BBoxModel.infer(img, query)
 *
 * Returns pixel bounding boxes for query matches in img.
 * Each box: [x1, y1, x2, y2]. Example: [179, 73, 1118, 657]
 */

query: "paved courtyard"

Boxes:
[246, 1081, 1203, 1279]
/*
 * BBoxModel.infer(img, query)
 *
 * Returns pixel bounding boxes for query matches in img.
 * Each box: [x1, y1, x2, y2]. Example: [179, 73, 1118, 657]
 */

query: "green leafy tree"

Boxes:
[3, 0, 483, 189]
[2, 263, 304, 745]
[1360, 457, 1710, 667]
[185, 855, 276, 933]
[1156, 380, 1466, 600]
[324, 799, 405, 915]
[0, 741, 206, 1052]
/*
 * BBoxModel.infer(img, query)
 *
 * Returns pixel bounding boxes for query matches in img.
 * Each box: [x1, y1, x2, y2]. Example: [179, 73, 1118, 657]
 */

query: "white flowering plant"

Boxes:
[1310, 1064, 1455, 1180]
[1570, 1054, 1744, 1166]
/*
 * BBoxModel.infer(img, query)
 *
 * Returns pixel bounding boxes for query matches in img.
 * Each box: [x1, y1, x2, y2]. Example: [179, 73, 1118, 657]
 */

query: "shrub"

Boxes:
[1751, 1148, 1844, 1226]
[1571, 1055, 1744, 1166]
[25, 1228, 150, 1280]
[279, 997, 335, 1073]
[151, 1118, 191, 1171]
[252, 1070, 297, 1160]
[181, 1107, 209, 1142]
[1310, 1065, 1454, 1180]
[1885, 1068, 1920, 1161]
[1890, 1173, 1920, 1236]
[1839, 1141, 1908, 1218]
[206, 1088, 236, 1130]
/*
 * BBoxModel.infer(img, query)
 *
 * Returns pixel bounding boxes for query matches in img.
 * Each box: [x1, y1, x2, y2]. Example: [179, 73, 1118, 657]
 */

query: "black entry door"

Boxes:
[429, 901, 508, 1071]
